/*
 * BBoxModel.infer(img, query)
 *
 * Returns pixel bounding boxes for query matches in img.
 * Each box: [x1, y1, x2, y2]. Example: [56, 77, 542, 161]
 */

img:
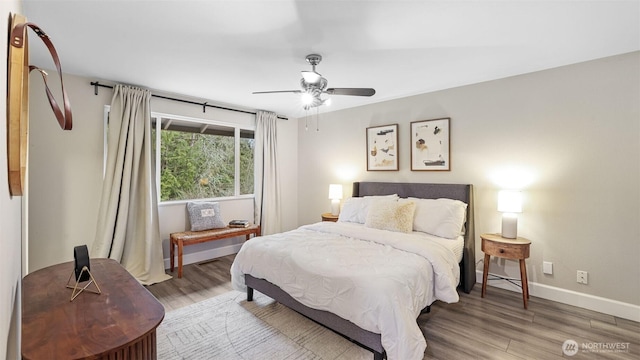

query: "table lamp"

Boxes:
[328, 184, 343, 216]
[498, 190, 522, 239]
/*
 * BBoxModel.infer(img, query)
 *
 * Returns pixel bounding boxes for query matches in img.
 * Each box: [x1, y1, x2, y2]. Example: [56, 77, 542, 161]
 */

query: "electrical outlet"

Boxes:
[543, 261, 553, 275]
[577, 270, 588, 284]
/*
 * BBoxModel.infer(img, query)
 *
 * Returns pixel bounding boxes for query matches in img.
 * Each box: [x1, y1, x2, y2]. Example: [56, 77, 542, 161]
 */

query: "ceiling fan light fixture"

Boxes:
[301, 71, 321, 84]
[301, 92, 314, 105]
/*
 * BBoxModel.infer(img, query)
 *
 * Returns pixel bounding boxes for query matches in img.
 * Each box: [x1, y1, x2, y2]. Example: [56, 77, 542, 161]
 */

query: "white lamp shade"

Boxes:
[328, 184, 343, 200]
[302, 71, 322, 84]
[498, 190, 522, 213]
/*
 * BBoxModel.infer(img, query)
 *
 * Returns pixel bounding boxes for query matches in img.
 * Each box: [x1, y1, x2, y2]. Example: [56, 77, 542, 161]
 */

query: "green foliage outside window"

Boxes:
[156, 126, 254, 202]
[239, 137, 254, 195]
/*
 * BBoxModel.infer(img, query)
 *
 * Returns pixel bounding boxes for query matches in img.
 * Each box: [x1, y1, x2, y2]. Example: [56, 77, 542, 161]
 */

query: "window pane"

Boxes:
[239, 131, 254, 195]
[160, 129, 235, 201]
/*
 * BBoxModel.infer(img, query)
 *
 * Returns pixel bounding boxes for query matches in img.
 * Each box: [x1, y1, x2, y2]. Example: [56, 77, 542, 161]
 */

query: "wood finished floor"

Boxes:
[147, 254, 639, 359]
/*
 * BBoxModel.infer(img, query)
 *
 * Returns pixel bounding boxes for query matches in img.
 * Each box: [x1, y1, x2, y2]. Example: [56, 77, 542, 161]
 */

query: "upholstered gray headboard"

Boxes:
[353, 181, 476, 293]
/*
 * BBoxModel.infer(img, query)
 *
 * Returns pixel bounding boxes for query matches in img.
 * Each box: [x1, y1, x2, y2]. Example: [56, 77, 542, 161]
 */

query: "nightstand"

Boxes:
[321, 213, 339, 222]
[481, 233, 531, 309]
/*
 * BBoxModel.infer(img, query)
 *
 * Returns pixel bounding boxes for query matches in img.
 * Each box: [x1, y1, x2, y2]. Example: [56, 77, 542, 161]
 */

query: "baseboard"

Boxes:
[475, 270, 640, 322]
[164, 243, 244, 271]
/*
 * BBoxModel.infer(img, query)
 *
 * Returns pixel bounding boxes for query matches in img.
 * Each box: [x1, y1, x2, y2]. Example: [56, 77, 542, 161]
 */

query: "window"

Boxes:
[151, 114, 254, 202]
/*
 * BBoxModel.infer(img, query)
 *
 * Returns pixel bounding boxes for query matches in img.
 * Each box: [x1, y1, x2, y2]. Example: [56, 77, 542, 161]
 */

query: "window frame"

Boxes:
[104, 106, 256, 206]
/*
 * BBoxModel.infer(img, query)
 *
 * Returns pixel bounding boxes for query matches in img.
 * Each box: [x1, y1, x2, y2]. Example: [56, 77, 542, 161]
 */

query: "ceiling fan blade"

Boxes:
[252, 90, 302, 94]
[325, 88, 376, 96]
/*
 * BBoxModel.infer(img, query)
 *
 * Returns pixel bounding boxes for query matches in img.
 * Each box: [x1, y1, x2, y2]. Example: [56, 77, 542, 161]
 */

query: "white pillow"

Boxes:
[337, 197, 366, 223]
[338, 194, 399, 224]
[365, 198, 416, 233]
[409, 198, 467, 239]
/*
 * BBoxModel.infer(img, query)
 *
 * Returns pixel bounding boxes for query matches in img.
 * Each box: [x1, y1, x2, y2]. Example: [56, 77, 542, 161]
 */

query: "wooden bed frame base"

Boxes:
[245, 182, 475, 360]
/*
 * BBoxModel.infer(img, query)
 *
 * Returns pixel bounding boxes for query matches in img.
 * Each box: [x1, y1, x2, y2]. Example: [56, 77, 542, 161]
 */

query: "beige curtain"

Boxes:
[254, 111, 282, 235]
[91, 84, 170, 285]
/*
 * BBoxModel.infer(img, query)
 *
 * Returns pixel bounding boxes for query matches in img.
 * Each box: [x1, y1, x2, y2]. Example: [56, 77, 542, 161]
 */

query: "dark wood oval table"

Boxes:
[22, 258, 165, 360]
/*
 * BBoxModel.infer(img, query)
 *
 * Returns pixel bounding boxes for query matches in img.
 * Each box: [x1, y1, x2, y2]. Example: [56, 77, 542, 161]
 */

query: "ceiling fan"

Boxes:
[253, 54, 376, 110]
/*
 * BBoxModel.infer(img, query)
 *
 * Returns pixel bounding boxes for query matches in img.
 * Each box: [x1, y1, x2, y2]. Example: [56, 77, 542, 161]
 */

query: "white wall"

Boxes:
[28, 74, 298, 272]
[2, 2, 25, 359]
[297, 53, 640, 314]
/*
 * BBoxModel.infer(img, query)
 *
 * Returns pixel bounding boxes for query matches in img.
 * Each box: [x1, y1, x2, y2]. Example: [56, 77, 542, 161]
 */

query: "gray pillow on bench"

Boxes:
[186, 201, 226, 231]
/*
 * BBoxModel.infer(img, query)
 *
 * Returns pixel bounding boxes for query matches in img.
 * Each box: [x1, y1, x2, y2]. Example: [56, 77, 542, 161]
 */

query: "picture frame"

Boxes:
[410, 118, 450, 171]
[366, 124, 398, 171]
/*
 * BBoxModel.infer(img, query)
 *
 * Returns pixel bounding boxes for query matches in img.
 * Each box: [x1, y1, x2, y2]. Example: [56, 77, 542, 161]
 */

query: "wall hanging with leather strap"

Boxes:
[6, 13, 73, 196]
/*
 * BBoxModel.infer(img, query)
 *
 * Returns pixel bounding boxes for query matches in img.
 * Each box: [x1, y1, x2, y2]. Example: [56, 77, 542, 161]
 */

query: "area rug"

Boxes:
[157, 290, 371, 360]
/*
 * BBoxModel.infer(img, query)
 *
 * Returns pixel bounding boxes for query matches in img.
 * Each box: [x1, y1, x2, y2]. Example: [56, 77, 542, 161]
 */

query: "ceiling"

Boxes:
[22, 1, 640, 119]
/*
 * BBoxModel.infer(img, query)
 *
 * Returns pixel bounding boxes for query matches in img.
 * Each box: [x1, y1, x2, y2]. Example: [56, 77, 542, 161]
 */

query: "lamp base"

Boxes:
[331, 199, 340, 216]
[501, 213, 518, 239]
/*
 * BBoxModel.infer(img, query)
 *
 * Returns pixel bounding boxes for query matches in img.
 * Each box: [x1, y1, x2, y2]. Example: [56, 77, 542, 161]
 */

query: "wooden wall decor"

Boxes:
[7, 13, 29, 196]
[6, 13, 73, 196]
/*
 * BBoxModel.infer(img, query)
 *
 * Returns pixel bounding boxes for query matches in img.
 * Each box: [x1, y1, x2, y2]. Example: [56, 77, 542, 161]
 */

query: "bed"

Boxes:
[231, 182, 475, 360]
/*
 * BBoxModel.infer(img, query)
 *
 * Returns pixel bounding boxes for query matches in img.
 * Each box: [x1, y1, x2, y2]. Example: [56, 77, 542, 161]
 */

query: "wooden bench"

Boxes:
[170, 224, 260, 278]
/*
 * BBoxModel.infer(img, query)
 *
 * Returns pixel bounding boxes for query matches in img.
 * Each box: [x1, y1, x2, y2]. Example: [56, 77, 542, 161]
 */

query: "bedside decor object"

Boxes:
[66, 245, 101, 301]
[328, 184, 343, 216]
[410, 118, 450, 171]
[366, 124, 398, 171]
[481, 233, 531, 309]
[498, 190, 523, 239]
[229, 219, 250, 228]
[7, 13, 73, 196]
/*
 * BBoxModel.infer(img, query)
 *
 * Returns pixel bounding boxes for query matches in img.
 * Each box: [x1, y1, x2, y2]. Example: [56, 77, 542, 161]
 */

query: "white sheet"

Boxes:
[231, 221, 461, 360]
[416, 230, 465, 263]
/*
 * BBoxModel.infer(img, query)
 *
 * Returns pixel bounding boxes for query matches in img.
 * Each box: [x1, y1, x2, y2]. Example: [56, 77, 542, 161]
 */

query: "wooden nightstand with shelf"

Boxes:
[321, 213, 339, 222]
[481, 233, 531, 309]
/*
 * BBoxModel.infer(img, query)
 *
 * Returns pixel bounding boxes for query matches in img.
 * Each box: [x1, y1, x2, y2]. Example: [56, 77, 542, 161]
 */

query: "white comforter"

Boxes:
[230, 221, 460, 360]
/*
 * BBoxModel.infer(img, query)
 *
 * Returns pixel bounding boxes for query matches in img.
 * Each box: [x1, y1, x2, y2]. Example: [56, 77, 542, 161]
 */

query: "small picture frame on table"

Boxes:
[410, 118, 450, 171]
[366, 124, 398, 171]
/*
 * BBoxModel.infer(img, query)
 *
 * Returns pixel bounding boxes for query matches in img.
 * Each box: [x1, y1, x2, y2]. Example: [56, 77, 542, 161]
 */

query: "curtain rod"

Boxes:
[90, 81, 288, 120]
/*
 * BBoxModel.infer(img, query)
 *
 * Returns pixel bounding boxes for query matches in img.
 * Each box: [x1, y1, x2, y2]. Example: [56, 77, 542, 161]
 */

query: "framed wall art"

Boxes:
[366, 124, 398, 171]
[410, 118, 450, 171]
